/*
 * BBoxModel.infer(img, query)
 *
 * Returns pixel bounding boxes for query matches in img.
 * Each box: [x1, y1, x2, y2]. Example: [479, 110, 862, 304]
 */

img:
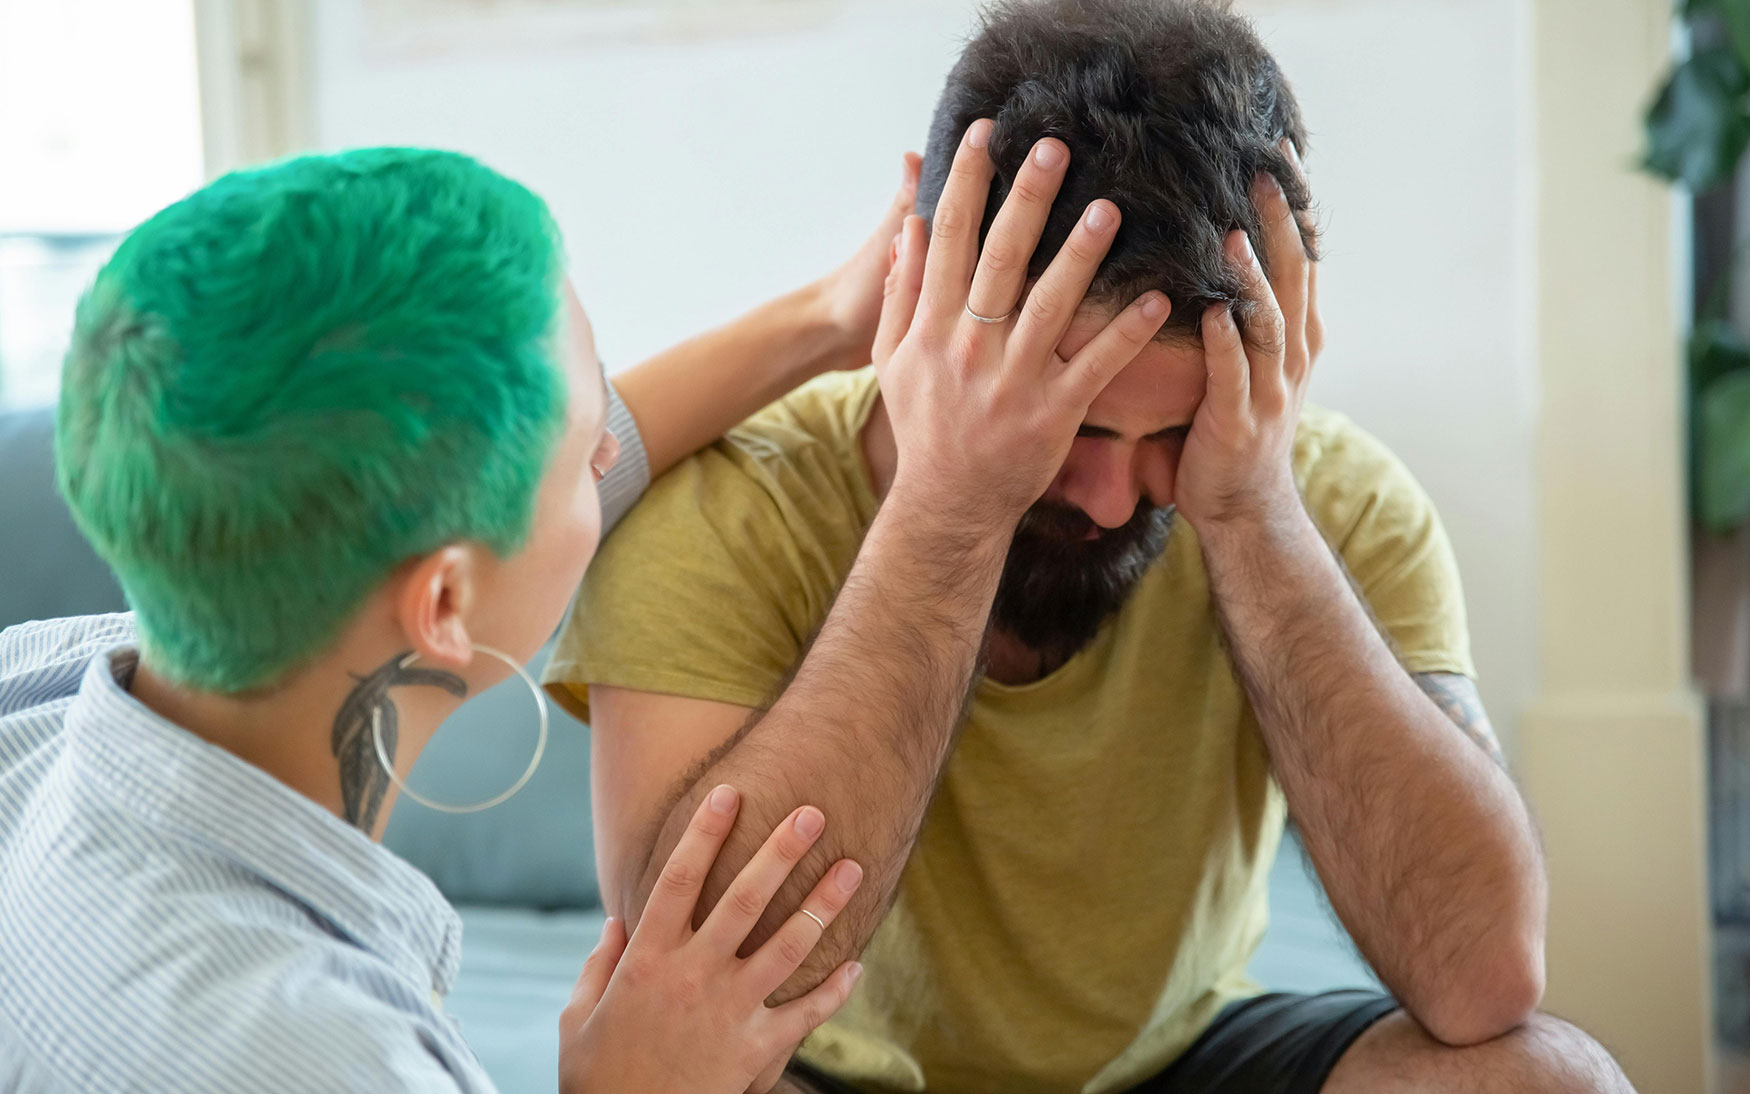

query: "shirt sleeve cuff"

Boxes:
[598, 380, 652, 535]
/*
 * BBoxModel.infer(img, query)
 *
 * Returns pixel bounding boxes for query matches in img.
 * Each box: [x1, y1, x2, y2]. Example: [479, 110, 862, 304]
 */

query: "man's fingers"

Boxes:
[1057, 292, 1170, 405]
[1201, 303, 1250, 421]
[965, 138, 1070, 323]
[742, 858, 865, 1000]
[764, 961, 865, 1051]
[695, 805, 829, 956]
[642, 784, 741, 941]
[1252, 171, 1308, 363]
[1227, 230, 1288, 409]
[566, 916, 628, 1018]
[918, 120, 997, 324]
[1007, 200, 1121, 371]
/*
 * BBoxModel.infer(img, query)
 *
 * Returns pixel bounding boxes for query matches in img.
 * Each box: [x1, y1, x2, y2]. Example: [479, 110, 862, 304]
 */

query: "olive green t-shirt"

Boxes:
[545, 368, 1472, 1094]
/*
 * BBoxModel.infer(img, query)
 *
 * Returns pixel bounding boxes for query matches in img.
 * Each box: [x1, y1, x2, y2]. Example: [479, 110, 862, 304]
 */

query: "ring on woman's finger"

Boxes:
[965, 302, 1016, 324]
[800, 908, 827, 931]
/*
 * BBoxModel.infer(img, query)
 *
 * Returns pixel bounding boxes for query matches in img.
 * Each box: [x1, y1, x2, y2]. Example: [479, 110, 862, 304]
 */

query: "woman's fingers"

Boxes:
[965, 138, 1070, 324]
[872, 216, 928, 365]
[1007, 200, 1122, 374]
[640, 784, 741, 941]
[741, 858, 865, 1000]
[1058, 292, 1172, 406]
[891, 152, 922, 229]
[764, 960, 865, 1050]
[918, 120, 998, 326]
[695, 805, 829, 955]
[565, 916, 629, 1019]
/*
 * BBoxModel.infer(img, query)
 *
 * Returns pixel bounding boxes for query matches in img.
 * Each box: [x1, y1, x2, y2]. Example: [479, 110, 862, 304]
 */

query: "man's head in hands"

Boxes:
[914, 0, 1321, 663]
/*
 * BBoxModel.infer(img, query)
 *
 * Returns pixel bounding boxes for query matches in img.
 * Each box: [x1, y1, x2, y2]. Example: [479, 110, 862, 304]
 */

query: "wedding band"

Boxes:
[965, 302, 1015, 324]
[800, 908, 827, 932]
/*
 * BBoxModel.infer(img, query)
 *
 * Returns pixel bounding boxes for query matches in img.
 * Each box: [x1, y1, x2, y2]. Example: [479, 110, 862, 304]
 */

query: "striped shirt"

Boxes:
[0, 385, 650, 1091]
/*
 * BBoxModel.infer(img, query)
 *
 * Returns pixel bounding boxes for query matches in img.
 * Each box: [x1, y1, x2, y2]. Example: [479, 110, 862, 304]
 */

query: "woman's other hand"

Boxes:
[558, 786, 865, 1094]
[815, 152, 923, 372]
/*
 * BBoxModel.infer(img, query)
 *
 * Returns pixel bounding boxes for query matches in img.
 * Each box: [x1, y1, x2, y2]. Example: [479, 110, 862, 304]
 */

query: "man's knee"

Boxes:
[1332, 1009, 1634, 1092]
[1501, 1014, 1635, 1094]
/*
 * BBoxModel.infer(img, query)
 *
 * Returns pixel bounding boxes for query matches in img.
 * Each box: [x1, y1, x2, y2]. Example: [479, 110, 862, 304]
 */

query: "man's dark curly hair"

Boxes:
[917, 0, 1316, 339]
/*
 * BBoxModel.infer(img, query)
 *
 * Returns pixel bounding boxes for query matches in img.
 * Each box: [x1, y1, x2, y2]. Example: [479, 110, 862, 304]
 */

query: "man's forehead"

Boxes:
[1062, 303, 1207, 432]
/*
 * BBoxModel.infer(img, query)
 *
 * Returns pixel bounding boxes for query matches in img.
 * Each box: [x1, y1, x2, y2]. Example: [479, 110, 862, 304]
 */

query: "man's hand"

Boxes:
[874, 119, 1171, 524]
[1186, 144, 1547, 1045]
[558, 787, 865, 1094]
[1175, 141, 1319, 533]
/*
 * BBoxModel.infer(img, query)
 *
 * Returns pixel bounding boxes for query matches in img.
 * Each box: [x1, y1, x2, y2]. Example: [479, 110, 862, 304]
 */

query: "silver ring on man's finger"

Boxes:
[965, 302, 1015, 324]
[800, 908, 827, 931]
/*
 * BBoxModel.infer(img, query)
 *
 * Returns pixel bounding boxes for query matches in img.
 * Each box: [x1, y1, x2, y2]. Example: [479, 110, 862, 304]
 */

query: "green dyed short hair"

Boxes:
[57, 148, 568, 692]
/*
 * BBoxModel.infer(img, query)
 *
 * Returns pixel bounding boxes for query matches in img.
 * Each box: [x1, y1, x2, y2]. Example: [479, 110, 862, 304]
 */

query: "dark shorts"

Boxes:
[786, 990, 1398, 1094]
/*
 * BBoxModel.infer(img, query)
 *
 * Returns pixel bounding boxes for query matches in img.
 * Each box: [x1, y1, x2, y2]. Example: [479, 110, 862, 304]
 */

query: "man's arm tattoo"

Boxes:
[1412, 672, 1506, 768]
[331, 652, 468, 831]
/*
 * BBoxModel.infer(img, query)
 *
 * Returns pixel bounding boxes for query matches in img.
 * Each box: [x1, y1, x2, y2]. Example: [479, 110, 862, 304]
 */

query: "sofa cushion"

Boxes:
[0, 408, 125, 630]
[381, 639, 600, 910]
[448, 904, 604, 1094]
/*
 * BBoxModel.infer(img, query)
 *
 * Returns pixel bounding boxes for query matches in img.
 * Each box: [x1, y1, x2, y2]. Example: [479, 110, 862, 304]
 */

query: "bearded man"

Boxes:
[545, 1, 1631, 1091]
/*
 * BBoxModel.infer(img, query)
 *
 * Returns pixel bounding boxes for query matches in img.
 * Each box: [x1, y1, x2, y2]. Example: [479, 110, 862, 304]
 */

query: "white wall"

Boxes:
[309, 0, 1539, 750]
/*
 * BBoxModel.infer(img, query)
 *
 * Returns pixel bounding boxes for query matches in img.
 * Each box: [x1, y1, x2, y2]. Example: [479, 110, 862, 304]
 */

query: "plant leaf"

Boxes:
[1700, 369, 1750, 529]
[1692, 318, 1750, 394]
[1726, 0, 1750, 72]
[1644, 44, 1750, 190]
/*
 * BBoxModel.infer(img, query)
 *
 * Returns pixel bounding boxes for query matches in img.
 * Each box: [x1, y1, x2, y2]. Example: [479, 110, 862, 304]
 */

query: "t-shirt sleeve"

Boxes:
[543, 446, 820, 722]
[1298, 416, 1476, 679]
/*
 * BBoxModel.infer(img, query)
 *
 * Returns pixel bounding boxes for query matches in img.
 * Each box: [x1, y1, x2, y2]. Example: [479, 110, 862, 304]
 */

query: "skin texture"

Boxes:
[124, 156, 926, 1094]
[592, 123, 1173, 1094]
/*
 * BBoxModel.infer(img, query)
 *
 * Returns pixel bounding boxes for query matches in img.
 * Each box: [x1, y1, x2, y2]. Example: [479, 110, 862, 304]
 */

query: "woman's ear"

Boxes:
[395, 545, 476, 669]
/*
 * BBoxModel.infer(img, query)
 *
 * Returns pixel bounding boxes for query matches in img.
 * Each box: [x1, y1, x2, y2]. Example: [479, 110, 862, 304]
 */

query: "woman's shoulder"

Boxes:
[0, 614, 136, 716]
[0, 865, 488, 1091]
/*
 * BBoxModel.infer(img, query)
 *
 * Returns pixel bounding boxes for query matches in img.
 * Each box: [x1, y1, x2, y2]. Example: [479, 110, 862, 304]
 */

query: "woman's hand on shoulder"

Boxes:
[557, 786, 864, 1094]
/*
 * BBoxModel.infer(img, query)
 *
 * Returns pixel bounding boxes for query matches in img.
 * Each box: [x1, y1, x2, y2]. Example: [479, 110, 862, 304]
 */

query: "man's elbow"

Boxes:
[1415, 940, 1546, 1047]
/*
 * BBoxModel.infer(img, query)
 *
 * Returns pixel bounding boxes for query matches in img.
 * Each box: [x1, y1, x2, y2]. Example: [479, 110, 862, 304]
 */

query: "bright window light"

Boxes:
[0, 0, 205, 407]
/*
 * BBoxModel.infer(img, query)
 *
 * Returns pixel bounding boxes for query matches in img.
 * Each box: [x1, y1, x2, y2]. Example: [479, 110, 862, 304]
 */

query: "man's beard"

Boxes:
[989, 499, 1175, 665]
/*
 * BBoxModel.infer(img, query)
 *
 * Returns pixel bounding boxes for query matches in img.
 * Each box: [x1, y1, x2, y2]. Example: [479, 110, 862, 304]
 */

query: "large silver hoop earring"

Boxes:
[371, 644, 549, 814]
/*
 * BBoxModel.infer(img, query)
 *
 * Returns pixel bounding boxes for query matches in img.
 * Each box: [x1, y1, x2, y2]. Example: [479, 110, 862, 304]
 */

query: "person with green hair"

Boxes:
[0, 131, 1167, 1091]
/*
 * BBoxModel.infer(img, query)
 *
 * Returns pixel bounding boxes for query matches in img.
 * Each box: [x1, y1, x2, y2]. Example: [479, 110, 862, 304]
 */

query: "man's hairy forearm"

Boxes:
[627, 485, 1010, 999]
[1200, 503, 1547, 1046]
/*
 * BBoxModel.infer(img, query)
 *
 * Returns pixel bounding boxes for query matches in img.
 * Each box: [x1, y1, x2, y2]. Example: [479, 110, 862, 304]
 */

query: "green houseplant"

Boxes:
[1645, 0, 1750, 530]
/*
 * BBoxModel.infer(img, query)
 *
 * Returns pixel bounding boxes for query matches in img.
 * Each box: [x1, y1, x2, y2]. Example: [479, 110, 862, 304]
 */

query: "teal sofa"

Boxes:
[0, 406, 1375, 1093]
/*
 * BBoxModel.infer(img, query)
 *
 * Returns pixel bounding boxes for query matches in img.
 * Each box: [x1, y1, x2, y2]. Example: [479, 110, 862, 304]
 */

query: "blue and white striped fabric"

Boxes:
[0, 384, 653, 1091]
[0, 614, 492, 1092]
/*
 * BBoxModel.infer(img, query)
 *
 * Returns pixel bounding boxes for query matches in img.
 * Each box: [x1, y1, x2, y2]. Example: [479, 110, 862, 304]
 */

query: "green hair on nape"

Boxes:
[56, 147, 568, 692]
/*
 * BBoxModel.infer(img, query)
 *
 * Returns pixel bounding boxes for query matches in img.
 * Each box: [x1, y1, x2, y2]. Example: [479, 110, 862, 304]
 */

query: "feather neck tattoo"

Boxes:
[331, 652, 468, 832]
